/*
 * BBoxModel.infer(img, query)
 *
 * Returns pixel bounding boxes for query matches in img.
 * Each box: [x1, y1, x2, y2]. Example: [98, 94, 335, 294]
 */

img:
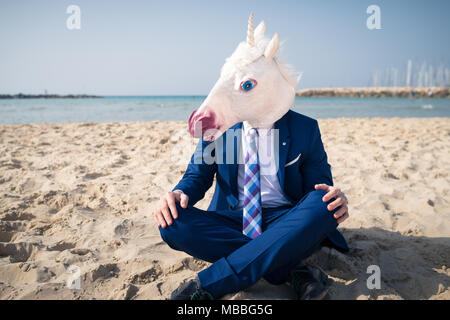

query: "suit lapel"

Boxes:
[274, 113, 291, 190]
[225, 113, 290, 205]
[228, 122, 242, 203]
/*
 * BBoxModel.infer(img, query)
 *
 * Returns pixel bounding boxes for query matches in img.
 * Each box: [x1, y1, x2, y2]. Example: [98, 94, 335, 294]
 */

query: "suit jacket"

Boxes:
[173, 110, 349, 252]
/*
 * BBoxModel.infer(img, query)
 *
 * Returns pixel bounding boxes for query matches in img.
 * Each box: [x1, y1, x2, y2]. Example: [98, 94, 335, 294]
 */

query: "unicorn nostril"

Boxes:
[188, 110, 197, 131]
[188, 110, 200, 137]
[188, 109, 218, 138]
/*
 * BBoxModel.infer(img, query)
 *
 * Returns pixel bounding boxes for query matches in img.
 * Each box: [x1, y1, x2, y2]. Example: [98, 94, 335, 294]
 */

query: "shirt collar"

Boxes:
[242, 121, 274, 137]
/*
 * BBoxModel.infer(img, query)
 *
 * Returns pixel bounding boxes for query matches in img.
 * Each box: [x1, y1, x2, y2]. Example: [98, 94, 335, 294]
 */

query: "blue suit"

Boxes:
[160, 110, 348, 298]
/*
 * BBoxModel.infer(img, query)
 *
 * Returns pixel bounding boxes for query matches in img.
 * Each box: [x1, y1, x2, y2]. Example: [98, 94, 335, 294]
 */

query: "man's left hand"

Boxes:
[314, 184, 349, 224]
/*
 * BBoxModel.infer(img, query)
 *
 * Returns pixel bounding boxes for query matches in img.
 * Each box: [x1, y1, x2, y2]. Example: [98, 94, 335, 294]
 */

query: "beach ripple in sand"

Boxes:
[0, 119, 449, 300]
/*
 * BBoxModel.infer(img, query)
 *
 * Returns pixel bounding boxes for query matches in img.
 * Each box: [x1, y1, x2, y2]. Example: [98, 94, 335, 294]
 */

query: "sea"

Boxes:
[0, 96, 449, 124]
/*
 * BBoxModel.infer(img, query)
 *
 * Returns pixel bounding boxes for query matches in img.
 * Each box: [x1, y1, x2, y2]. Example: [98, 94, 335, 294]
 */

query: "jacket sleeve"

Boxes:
[300, 120, 333, 193]
[172, 138, 217, 206]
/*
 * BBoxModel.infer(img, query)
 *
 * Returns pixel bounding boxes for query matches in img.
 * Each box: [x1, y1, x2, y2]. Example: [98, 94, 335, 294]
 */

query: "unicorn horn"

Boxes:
[247, 12, 255, 47]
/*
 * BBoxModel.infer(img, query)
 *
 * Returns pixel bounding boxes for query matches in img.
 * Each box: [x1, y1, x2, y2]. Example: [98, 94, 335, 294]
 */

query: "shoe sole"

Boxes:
[312, 265, 329, 286]
[299, 285, 329, 300]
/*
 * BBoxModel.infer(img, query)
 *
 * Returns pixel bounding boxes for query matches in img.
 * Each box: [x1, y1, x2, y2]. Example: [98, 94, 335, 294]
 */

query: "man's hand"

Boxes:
[315, 184, 349, 224]
[154, 190, 189, 228]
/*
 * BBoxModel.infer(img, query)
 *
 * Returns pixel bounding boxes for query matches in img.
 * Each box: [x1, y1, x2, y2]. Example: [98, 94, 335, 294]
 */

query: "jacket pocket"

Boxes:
[285, 153, 302, 167]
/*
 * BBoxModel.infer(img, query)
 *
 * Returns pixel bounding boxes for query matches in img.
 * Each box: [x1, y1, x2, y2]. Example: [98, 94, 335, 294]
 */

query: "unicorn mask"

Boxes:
[188, 13, 300, 142]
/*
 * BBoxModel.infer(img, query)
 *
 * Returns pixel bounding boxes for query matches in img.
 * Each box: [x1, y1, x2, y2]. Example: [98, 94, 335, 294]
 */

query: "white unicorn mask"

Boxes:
[188, 13, 300, 142]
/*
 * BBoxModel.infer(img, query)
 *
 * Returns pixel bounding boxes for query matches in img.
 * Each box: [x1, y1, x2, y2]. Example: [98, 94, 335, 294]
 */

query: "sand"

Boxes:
[0, 118, 449, 300]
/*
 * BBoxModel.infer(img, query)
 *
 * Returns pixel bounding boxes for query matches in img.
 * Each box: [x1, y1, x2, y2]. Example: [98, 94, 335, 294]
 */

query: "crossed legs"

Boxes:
[159, 190, 338, 298]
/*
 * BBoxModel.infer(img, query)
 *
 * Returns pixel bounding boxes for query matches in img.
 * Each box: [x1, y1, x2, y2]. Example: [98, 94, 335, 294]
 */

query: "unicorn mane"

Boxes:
[221, 17, 300, 88]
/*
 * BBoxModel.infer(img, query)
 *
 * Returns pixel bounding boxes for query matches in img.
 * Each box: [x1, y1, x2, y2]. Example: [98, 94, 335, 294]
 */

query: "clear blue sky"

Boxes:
[0, 0, 449, 95]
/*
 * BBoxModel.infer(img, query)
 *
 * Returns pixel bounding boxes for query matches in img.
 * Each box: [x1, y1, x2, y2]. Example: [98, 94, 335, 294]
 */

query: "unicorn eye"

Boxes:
[240, 79, 257, 92]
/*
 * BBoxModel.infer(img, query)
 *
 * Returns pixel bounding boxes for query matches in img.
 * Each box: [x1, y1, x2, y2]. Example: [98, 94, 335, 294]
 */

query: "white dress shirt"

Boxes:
[237, 121, 292, 209]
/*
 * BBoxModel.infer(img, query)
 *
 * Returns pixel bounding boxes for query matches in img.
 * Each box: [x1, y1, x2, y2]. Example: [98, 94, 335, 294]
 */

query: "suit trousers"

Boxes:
[159, 189, 339, 299]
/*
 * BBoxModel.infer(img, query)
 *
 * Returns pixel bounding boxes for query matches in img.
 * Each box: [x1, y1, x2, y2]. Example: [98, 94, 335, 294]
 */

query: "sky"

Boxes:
[0, 0, 449, 95]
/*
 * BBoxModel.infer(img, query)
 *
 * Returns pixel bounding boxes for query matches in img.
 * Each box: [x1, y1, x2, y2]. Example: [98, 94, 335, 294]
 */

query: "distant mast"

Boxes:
[372, 59, 450, 88]
[406, 60, 412, 87]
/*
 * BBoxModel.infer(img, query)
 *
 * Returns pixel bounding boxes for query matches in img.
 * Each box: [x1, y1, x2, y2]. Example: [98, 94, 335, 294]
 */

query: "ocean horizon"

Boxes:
[0, 96, 449, 124]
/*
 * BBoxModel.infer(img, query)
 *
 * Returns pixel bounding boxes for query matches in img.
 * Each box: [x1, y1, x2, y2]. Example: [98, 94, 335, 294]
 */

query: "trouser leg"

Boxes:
[197, 190, 338, 298]
[159, 204, 250, 263]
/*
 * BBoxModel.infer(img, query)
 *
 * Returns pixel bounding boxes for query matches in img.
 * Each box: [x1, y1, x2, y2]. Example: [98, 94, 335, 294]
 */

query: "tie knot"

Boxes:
[248, 128, 258, 139]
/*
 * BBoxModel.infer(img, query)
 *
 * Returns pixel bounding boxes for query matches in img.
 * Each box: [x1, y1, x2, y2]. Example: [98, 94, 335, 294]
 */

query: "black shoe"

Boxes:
[289, 264, 329, 300]
[170, 277, 214, 300]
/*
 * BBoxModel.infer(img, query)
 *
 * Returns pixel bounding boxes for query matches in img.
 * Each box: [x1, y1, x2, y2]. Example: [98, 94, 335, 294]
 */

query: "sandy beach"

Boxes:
[0, 118, 449, 300]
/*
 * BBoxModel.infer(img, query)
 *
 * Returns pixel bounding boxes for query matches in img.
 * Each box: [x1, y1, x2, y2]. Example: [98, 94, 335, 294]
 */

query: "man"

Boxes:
[154, 110, 349, 300]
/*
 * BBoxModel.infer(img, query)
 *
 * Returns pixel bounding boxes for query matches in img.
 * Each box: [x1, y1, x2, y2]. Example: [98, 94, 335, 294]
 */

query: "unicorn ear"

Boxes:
[264, 32, 279, 61]
[254, 21, 266, 41]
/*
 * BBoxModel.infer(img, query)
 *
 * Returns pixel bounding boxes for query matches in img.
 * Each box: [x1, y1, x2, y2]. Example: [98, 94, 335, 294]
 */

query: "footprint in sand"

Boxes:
[128, 265, 163, 285]
[0, 230, 14, 242]
[88, 263, 119, 281]
[35, 190, 70, 214]
[83, 172, 107, 180]
[1, 211, 35, 222]
[46, 241, 76, 252]
[0, 242, 40, 263]
[0, 219, 29, 249]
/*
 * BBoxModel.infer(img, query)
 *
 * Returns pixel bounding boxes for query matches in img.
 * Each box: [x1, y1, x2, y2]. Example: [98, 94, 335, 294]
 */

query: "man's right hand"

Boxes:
[154, 190, 189, 228]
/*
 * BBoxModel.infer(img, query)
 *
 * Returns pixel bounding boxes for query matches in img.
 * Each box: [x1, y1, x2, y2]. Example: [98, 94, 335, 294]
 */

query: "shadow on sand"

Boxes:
[232, 227, 449, 300]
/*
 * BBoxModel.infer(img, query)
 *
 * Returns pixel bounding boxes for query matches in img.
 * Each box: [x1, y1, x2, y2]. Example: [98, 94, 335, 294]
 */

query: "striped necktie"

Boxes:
[243, 128, 262, 239]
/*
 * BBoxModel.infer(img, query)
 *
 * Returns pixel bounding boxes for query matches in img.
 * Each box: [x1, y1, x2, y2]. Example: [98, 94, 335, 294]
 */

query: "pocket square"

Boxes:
[285, 153, 302, 167]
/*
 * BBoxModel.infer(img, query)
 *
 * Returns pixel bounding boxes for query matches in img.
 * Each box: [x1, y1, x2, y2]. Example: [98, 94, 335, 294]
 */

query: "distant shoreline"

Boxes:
[296, 87, 450, 98]
[0, 94, 103, 99]
[2, 87, 450, 99]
